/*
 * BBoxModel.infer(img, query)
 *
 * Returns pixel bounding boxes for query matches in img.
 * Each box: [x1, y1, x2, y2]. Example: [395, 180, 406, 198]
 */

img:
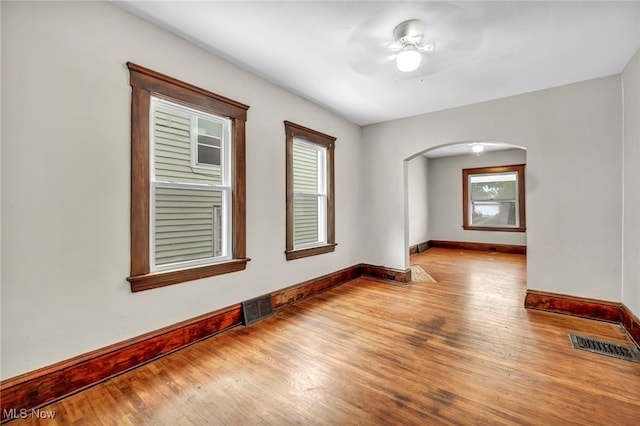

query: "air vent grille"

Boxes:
[242, 295, 275, 326]
[569, 333, 640, 363]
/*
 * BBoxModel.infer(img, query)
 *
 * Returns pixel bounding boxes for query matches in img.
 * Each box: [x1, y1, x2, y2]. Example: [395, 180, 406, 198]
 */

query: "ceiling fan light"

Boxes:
[396, 48, 422, 72]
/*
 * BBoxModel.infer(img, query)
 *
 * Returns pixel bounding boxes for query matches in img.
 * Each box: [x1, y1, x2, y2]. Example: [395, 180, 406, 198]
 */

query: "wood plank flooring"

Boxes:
[9, 248, 640, 425]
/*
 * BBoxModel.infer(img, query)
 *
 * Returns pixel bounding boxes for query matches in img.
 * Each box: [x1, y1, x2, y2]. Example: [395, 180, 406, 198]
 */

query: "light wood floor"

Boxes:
[12, 248, 640, 425]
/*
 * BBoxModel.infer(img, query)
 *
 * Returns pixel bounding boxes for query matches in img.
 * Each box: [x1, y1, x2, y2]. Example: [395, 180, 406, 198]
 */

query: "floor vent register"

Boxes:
[568, 333, 640, 363]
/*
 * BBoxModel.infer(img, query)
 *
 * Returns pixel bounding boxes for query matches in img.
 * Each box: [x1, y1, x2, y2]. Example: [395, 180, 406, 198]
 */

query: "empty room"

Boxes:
[2, 1, 640, 424]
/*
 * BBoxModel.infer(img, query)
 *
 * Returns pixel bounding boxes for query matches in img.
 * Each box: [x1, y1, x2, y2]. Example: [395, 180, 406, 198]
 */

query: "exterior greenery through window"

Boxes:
[285, 121, 336, 260]
[127, 63, 250, 292]
[462, 164, 526, 232]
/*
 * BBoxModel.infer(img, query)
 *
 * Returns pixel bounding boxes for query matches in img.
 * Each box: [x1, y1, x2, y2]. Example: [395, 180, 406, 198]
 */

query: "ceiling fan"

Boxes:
[388, 19, 435, 72]
[345, 3, 481, 79]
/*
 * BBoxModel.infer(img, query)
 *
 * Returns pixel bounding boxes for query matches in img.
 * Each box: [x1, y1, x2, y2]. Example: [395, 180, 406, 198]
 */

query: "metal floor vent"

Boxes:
[242, 295, 274, 326]
[568, 333, 640, 363]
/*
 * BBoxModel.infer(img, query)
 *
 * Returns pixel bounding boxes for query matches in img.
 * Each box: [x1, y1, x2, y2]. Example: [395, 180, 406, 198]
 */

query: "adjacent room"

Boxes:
[2, 1, 639, 424]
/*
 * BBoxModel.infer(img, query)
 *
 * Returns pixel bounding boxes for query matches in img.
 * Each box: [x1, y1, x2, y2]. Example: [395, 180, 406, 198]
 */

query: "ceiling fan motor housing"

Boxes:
[393, 19, 425, 47]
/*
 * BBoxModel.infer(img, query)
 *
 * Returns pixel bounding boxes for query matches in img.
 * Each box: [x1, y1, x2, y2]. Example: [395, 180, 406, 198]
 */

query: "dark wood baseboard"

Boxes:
[409, 240, 431, 255]
[620, 304, 640, 346]
[525, 289, 640, 347]
[361, 264, 411, 284]
[0, 304, 243, 422]
[524, 290, 621, 322]
[0, 263, 366, 421]
[272, 265, 361, 310]
[429, 240, 526, 255]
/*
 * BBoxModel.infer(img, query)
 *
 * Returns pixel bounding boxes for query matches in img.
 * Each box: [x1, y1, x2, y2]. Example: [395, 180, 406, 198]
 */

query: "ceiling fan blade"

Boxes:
[345, 17, 397, 75]
[388, 42, 402, 52]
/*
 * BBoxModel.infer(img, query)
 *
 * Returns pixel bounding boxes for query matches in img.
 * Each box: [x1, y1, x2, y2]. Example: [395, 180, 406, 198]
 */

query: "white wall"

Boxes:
[427, 149, 527, 245]
[0, 2, 363, 379]
[623, 47, 640, 315]
[362, 75, 623, 305]
[407, 155, 429, 247]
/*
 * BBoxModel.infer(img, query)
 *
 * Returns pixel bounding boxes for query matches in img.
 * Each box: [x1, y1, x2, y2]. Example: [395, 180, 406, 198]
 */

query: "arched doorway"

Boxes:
[405, 140, 527, 257]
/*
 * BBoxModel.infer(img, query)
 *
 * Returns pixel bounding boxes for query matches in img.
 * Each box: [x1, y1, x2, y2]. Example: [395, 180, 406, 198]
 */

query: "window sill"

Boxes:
[127, 258, 250, 292]
[285, 244, 337, 261]
[463, 225, 526, 233]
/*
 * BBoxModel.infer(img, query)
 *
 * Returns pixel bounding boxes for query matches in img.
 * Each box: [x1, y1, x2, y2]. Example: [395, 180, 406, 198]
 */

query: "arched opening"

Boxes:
[405, 140, 527, 267]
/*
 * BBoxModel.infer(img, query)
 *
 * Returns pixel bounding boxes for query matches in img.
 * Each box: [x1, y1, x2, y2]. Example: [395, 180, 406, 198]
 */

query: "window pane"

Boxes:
[470, 173, 516, 201]
[471, 201, 517, 226]
[155, 106, 191, 179]
[198, 144, 220, 166]
[154, 186, 224, 266]
[293, 144, 318, 193]
[197, 117, 222, 139]
[153, 103, 222, 185]
[294, 196, 319, 246]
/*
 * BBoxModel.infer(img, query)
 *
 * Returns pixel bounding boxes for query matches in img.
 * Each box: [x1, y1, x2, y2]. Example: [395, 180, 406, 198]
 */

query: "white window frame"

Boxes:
[150, 97, 232, 272]
[292, 139, 328, 249]
[468, 171, 519, 228]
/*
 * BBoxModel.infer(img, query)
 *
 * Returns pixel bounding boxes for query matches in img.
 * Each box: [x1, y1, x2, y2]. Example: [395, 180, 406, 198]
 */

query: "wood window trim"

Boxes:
[126, 62, 250, 292]
[284, 121, 336, 261]
[462, 164, 526, 233]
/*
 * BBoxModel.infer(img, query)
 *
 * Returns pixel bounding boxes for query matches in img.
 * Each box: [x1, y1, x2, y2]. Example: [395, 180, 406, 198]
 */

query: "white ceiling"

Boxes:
[424, 141, 522, 158]
[115, 1, 640, 127]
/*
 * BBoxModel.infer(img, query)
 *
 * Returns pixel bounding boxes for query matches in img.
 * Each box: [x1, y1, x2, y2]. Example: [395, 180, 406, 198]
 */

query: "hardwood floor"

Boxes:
[9, 248, 640, 425]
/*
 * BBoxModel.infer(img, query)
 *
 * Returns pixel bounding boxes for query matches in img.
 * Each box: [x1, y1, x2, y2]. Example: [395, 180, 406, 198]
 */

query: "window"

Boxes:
[462, 164, 525, 232]
[285, 121, 336, 260]
[127, 63, 250, 292]
[192, 115, 223, 168]
[151, 98, 230, 268]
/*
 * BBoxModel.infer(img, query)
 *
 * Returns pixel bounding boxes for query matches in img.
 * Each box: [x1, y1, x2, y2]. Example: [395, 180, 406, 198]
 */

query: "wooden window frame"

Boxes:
[462, 164, 526, 232]
[284, 121, 336, 261]
[126, 62, 250, 292]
